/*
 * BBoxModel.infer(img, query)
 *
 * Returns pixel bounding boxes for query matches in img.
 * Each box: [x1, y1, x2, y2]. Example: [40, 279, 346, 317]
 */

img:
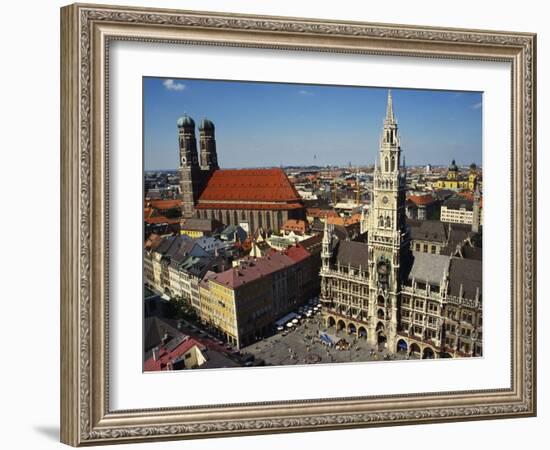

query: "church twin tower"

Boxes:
[177, 114, 219, 218]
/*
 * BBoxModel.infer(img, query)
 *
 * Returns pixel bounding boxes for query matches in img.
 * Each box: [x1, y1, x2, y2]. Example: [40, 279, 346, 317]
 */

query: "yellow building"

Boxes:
[180, 217, 223, 238]
[198, 246, 315, 348]
[199, 274, 239, 345]
[435, 161, 479, 191]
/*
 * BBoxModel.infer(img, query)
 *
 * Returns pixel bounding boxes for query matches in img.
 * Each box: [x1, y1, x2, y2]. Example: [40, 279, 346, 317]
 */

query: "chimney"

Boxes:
[152, 346, 159, 361]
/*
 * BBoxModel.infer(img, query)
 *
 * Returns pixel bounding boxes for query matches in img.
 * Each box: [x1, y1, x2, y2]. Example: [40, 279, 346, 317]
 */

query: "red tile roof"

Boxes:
[208, 247, 310, 289]
[327, 213, 361, 227]
[196, 202, 304, 211]
[143, 336, 205, 371]
[306, 208, 338, 218]
[148, 199, 181, 210]
[145, 216, 180, 225]
[281, 219, 308, 234]
[198, 169, 302, 203]
[407, 194, 437, 206]
[283, 245, 310, 263]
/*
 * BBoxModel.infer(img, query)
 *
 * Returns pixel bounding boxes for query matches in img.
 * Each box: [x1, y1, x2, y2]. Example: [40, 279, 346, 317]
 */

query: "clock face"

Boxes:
[382, 196, 389, 204]
[377, 261, 388, 275]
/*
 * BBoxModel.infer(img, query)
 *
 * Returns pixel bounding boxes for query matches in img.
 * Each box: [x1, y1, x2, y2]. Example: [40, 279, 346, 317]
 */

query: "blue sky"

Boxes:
[143, 77, 482, 171]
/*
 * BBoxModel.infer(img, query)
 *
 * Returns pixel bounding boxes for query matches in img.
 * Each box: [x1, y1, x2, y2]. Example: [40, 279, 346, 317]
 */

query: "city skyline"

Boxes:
[143, 78, 482, 171]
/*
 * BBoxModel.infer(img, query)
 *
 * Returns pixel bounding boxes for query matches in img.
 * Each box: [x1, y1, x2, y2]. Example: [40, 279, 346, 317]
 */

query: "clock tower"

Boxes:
[367, 91, 410, 350]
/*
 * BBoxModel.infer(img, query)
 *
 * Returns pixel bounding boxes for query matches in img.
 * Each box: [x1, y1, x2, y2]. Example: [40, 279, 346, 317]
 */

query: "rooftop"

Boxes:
[335, 240, 370, 269]
[209, 247, 310, 289]
[408, 251, 451, 285]
[198, 168, 303, 204]
[407, 194, 438, 206]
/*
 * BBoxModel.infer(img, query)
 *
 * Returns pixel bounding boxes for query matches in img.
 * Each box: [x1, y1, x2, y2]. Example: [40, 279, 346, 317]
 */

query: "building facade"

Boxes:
[321, 91, 482, 359]
[435, 161, 480, 191]
[198, 246, 319, 347]
[440, 189, 483, 226]
[143, 234, 227, 303]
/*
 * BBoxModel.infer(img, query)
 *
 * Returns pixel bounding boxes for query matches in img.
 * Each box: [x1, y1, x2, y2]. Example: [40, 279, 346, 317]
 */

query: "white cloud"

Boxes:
[471, 102, 482, 109]
[298, 89, 314, 96]
[163, 79, 186, 91]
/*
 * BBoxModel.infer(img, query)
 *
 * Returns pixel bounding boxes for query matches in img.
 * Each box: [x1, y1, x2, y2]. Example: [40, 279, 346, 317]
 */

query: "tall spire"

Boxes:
[385, 89, 395, 124]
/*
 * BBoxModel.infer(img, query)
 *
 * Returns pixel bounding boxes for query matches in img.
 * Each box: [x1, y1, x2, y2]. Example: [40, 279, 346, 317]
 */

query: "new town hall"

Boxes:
[320, 92, 482, 359]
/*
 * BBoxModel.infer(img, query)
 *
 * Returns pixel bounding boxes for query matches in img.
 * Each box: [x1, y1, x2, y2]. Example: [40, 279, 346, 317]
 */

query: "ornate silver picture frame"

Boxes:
[60, 3, 536, 446]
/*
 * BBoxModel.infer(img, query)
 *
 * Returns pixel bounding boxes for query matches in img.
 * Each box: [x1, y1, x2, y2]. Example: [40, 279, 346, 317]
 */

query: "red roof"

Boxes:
[196, 202, 304, 211]
[198, 169, 302, 203]
[327, 213, 361, 227]
[283, 245, 310, 263]
[281, 219, 308, 234]
[407, 194, 437, 206]
[143, 337, 205, 371]
[306, 208, 338, 218]
[209, 249, 308, 289]
[148, 199, 181, 210]
[145, 216, 180, 225]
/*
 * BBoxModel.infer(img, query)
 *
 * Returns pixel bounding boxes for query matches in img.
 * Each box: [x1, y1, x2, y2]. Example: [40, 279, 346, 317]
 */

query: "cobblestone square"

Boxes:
[242, 313, 409, 366]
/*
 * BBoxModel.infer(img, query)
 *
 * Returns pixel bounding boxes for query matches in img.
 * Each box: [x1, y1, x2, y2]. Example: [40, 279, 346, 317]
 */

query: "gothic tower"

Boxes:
[199, 117, 219, 172]
[177, 114, 201, 219]
[366, 90, 410, 351]
[320, 221, 334, 304]
[472, 181, 481, 233]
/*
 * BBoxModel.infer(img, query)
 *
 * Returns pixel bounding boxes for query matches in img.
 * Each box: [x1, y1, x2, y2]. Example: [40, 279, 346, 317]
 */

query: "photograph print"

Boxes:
[143, 78, 483, 372]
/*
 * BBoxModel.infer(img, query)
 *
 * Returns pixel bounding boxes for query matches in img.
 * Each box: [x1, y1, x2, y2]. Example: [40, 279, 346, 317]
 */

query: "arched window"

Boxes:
[258, 212, 263, 228]
[378, 216, 384, 227]
[266, 212, 271, 230]
[277, 211, 283, 230]
[391, 155, 396, 172]
[385, 216, 391, 228]
[225, 210, 230, 225]
[385, 157, 389, 172]
[241, 210, 246, 221]
[233, 210, 238, 225]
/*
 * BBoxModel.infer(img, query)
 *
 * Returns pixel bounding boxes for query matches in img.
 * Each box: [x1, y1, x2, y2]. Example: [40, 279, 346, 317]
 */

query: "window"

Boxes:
[431, 245, 436, 254]
[423, 244, 428, 252]
[385, 157, 389, 172]
[415, 299, 424, 309]
[391, 155, 396, 171]
[415, 243, 421, 251]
